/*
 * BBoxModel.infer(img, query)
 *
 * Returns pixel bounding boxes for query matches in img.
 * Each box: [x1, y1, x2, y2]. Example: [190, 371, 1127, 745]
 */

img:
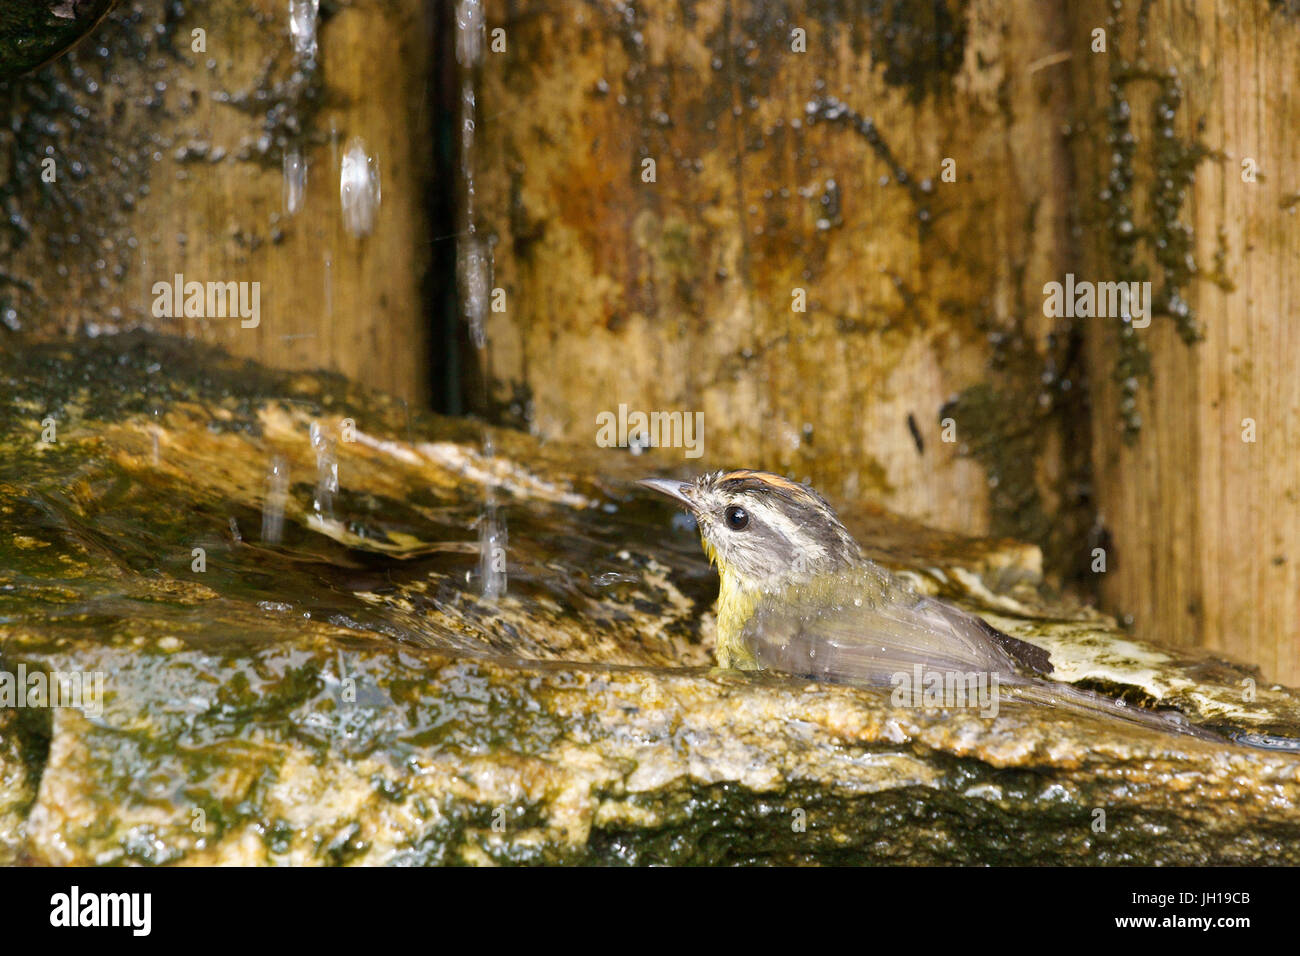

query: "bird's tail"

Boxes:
[1003, 679, 1225, 744]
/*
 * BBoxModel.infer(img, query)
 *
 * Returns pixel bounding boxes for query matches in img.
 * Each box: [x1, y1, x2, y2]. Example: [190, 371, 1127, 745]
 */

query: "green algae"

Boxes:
[941, 320, 1095, 591]
[942, 0, 1221, 586]
[1082, 0, 1219, 442]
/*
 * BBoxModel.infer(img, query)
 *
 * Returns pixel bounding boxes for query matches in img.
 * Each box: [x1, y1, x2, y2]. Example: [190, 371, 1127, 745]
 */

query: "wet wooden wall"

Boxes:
[471, 0, 1092, 583]
[1, 0, 433, 402]
[1068, 0, 1300, 683]
[5, 0, 1299, 683]
[469, 0, 1300, 682]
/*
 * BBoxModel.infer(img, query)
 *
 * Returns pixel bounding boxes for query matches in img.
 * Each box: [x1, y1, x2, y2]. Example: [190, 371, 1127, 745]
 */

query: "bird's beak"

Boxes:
[637, 477, 697, 509]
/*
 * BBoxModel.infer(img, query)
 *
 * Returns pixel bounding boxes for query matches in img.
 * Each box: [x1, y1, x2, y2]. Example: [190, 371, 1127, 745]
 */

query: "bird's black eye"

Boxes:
[724, 505, 749, 530]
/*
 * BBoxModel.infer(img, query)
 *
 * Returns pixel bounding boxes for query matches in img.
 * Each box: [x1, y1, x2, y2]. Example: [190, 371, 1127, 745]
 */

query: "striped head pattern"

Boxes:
[639, 469, 863, 591]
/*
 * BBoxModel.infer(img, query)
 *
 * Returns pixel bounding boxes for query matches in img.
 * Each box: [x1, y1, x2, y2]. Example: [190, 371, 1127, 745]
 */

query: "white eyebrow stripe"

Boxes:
[747, 500, 807, 547]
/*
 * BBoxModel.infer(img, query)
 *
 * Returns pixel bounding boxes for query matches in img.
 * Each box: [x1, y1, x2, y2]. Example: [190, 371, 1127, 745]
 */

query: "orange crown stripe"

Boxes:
[719, 469, 806, 493]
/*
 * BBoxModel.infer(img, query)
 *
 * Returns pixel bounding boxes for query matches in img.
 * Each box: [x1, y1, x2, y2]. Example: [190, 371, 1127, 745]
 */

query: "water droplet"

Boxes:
[289, 0, 320, 60]
[309, 423, 338, 521]
[262, 456, 289, 544]
[593, 571, 637, 587]
[339, 137, 381, 238]
[455, 0, 486, 67]
[479, 504, 508, 600]
[459, 235, 492, 349]
[283, 148, 307, 215]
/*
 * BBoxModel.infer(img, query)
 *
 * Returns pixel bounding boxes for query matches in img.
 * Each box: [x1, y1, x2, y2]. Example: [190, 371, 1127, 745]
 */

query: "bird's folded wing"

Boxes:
[739, 568, 1047, 686]
[738, 569, 1226, 743]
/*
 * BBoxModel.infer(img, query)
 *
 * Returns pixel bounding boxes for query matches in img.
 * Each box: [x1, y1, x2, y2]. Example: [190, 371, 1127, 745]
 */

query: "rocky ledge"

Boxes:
[1, 332, 1299, 864]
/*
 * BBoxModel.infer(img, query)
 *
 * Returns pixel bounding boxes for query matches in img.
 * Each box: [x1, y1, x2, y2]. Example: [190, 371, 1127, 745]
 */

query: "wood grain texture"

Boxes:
[1069, 0, 1300, 682]
[473, 0, 1090, 573]
[5, 0, 431, 403]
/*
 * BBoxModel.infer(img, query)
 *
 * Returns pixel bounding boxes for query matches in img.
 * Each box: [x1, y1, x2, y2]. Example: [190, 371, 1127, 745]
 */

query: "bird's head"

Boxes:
[639, 469, 863, 593]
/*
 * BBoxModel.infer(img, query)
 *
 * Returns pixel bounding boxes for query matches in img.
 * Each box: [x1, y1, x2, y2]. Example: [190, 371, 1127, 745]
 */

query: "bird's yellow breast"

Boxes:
[711, 559, 763, 670]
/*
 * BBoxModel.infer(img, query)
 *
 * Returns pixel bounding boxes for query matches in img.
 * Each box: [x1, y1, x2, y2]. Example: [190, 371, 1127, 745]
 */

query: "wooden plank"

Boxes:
[472, 0, 1091, 577]
[1069, 0, 1300, 682]
[2, 0, 431, 403]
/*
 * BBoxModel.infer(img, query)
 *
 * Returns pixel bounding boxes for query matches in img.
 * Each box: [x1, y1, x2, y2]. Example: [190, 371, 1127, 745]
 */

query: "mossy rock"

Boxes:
[0, 1, 118, 80]
[1, 332, 1299, 865]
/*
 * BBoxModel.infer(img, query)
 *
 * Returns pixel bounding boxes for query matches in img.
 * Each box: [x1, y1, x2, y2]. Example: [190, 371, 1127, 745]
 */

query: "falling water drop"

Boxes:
[339, 137, 381, 238]
[478, 502, 508, 600]
[283, 148, 307, 215]
[288, 0, 320, 61]
[458, 235, 491, 349]
[398, 397, 413, 445]
[455, 0, 501, 570]
[309, 422, 338, 521]
[477, 430, 506, 599]
[322, 250, 332, 321]
[138, 249, 154, 325]
[262, 456, 289, 543]
[455, 0, 486, 68]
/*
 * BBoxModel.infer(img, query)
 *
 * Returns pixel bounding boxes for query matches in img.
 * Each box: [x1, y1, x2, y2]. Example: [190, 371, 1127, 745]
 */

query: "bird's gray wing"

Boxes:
[739, 567, 1224, 743]
[739, 567, 1050, 687]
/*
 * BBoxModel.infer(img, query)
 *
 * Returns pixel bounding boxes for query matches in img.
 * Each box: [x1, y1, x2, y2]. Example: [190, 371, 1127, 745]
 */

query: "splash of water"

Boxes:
[309, 422, 338, 521]
[339, 137, 381, 238]
[262, 455, 289, 543]
[456, 0, 507, 597]
[478, 501, 508, 600]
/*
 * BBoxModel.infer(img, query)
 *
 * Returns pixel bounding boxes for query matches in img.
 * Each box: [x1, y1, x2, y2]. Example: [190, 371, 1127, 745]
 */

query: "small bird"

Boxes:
[639, 468, 1217, 741]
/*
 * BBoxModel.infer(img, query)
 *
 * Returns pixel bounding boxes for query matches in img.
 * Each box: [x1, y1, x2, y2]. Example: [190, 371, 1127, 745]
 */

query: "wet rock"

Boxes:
[1, 331, 1299, 864]
[0, 0, 119, 80]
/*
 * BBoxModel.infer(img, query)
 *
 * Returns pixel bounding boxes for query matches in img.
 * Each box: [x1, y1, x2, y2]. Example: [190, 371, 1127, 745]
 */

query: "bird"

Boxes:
[639, 468, 1219, 742]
